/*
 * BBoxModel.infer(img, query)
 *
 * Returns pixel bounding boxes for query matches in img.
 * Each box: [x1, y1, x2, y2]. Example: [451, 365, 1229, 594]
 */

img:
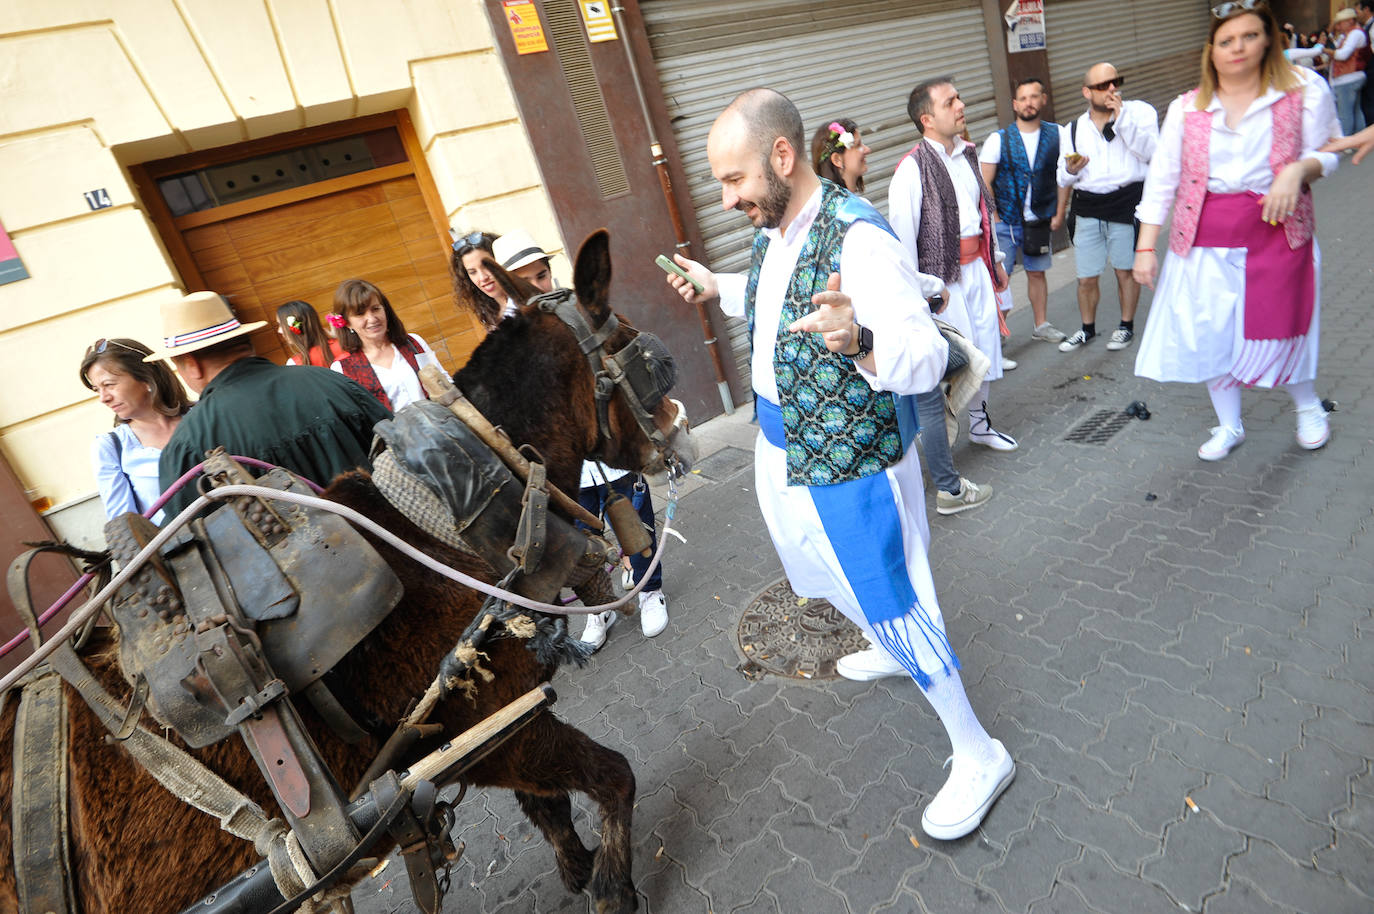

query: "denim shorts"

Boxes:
[1073, 215, 1135, 277]
[994, 220, 1052, 273]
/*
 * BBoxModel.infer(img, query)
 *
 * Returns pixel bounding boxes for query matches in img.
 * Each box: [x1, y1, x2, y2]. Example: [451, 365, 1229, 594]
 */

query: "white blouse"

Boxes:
[716, 185, 947, 404]
[1136, 68, 1340, 227]
[331, 333, 441, 411]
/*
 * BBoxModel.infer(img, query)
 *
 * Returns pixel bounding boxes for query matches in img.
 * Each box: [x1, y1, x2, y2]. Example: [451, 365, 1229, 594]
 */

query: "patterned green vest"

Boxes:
[746, 180, 906, 486]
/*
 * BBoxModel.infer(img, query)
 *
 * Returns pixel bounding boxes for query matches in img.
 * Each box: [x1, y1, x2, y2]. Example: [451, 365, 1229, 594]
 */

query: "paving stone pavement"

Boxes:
[353, 160, 1372, 913]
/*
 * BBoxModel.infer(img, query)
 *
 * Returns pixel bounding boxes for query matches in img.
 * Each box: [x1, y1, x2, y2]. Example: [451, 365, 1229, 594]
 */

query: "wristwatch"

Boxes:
[849, 323, 873, 360]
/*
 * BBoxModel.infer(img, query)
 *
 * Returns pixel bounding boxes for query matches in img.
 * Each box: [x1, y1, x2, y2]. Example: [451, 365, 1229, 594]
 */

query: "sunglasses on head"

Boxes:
[1086, 76, 1125, 91]
[451, 230, 486, 252]
[1211, 0, 1265, 18]
[85, 338, 143, 358]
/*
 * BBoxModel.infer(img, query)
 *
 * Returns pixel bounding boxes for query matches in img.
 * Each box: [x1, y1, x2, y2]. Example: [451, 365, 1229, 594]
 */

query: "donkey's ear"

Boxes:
[573, 229, 612, 327]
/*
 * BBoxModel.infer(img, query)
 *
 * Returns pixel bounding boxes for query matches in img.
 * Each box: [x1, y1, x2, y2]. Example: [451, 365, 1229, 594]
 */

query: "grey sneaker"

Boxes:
[1031, 322, 1066, 343]
[1058, 329, 1094, 352]
[1106, 327, 1134, 350]
[936, 478, 993, 515]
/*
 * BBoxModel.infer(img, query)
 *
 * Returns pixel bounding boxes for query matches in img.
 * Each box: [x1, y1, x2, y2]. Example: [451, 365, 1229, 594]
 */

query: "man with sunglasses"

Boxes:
[1058, 63, 1159, 355]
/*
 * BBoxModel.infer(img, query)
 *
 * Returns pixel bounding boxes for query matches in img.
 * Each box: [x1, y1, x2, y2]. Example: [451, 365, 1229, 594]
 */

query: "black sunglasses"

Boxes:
[451, 230, 487, 252]
[1086, 76, 1125, 92]
[85, 338, 144, 358]
[1211, 0, 1265, 19]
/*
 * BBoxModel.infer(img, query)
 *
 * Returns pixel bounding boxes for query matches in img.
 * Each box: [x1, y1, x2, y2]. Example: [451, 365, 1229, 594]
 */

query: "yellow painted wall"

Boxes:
[0, 0, 563, 515]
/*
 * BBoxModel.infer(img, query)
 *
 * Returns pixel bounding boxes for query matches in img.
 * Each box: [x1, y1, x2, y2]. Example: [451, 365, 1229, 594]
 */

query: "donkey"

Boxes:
[0, 229, 691, 914]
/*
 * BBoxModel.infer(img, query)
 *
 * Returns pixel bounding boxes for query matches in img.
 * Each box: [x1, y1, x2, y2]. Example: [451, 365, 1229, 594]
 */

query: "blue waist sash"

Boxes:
[755, 396, 956, 687]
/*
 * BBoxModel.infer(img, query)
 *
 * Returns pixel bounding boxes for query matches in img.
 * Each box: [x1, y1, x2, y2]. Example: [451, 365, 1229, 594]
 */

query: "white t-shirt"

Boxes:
[979, 123, 1068, 221]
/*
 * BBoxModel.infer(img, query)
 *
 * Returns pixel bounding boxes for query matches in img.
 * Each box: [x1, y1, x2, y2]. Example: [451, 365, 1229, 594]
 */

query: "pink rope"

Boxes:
[0, 458, 323, 659]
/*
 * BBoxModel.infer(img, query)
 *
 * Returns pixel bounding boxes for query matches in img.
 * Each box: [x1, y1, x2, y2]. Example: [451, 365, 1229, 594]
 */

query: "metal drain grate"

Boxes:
[1064, 408, 1133, 445]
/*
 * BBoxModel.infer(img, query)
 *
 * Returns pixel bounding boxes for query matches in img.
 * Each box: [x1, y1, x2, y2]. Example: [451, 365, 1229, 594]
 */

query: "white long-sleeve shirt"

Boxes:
[1057, 99, 1159, 193]
[889, 138, 987, 263]
[717, 186, 947, 404]
[1330, 27, 1369, 87]
[1136, 68, 1340, 227]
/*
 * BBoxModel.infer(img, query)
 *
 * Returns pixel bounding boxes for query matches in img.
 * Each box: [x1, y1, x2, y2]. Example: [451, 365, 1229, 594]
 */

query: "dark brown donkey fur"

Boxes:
[0, 230, 680, 914]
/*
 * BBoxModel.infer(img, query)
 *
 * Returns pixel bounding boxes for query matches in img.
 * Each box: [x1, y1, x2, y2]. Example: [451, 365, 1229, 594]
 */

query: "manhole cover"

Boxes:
[736, 579, 868, 680]
[1064, 408, 1132, 445]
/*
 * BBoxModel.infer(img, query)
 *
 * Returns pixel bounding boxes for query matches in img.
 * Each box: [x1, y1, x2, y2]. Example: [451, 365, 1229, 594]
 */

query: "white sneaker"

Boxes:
[1031, 322, 1066, 343]
[579, 610, 616, 651]
[1001, 355, 1018, 371]
[968, 401, 1018, 451]
[1295, 403, 1330, 450]
[1197, 426, 1245, 461]
[638, 590, 668, 637]
[1105, 327, 1134, 350]
[921, 740, 1016, 840]
[835, 647, 907, 681]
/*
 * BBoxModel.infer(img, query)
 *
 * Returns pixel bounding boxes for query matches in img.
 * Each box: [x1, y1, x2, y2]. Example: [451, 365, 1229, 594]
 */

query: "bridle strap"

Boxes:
[535, 290, 622, 443]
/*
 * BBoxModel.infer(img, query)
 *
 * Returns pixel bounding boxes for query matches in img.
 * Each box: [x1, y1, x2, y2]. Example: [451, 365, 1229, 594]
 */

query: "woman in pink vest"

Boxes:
[1132, 1, 1340, 461]
[329, 279, 445, 411]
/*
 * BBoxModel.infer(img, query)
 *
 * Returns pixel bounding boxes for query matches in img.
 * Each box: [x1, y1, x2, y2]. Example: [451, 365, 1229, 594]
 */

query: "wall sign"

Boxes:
[1005, 0, 1046, 53]
[0, 220, 29, 286]
[503, 0, 549, 55]
[84, 188, 114, 210]
[579, 0, 618, 43]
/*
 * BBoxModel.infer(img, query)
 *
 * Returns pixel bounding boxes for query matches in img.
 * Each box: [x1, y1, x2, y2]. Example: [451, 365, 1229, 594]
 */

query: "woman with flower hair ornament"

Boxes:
[329, 278, 445, 411]
[276, 299, 344, 367]
[810, 118, 871, 195]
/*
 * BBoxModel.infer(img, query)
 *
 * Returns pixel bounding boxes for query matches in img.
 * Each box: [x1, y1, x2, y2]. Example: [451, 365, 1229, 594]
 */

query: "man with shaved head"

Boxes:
[667, 87, 1015, 842]
[1058, 62, 1159, 354]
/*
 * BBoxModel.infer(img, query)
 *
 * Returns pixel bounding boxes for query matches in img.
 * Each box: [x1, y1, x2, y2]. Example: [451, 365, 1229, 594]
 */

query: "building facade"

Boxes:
[0, 0, 1213, 557]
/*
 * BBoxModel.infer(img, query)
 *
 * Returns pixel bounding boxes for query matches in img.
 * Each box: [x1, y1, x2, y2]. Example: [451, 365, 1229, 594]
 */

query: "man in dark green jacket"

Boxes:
[150, 291, 391, 520]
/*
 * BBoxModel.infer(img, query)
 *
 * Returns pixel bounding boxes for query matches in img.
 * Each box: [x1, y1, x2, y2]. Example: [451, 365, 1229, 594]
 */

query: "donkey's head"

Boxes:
[456, 230, 695, 495]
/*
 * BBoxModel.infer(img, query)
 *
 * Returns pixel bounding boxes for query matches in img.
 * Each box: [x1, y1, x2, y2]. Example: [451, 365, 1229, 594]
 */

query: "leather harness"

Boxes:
[3, 291, 685, 914]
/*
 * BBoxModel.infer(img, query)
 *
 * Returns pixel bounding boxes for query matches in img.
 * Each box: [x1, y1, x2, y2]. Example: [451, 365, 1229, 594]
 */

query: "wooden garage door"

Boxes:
[133, 112, 487, 372]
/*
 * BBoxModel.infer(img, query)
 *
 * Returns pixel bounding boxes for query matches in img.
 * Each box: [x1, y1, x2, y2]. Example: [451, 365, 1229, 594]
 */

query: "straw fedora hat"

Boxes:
[144, 291, 266, 362]
[492, 228, 552, 272]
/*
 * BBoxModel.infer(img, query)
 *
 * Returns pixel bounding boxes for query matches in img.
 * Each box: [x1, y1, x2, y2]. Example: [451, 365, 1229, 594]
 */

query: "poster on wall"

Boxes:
[579, 0, 618, 42]
[0, 221, 29, 286]
[503, 0, 549, 54]
[1005, 0, 1046, 53]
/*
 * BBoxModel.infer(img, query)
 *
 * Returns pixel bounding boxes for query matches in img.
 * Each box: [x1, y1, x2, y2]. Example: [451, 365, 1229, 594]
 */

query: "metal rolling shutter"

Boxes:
[1046, 0, 1212, 121]
[641, 0, 997, 394]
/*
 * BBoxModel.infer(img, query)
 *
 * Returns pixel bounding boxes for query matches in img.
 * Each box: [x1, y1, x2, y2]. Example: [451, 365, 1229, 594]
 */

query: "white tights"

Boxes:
[921, 670, 1000, 767]
[1205, 377, 1320, 431]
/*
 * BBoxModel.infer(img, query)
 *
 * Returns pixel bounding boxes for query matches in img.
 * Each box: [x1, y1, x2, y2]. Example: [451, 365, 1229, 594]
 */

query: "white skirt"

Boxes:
[942, 259, 1004, 382]
[1135, 241, 1321, 387]
[751, 432, 945, 643]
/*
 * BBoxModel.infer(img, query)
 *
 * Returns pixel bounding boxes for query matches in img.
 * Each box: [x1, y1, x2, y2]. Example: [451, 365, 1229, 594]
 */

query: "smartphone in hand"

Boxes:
[655, 254, 704, 294]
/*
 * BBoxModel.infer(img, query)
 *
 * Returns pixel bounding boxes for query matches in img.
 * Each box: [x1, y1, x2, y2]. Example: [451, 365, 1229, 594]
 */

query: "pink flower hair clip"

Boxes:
[828, 122, 856, 151]
[326, 313, 347, 329]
